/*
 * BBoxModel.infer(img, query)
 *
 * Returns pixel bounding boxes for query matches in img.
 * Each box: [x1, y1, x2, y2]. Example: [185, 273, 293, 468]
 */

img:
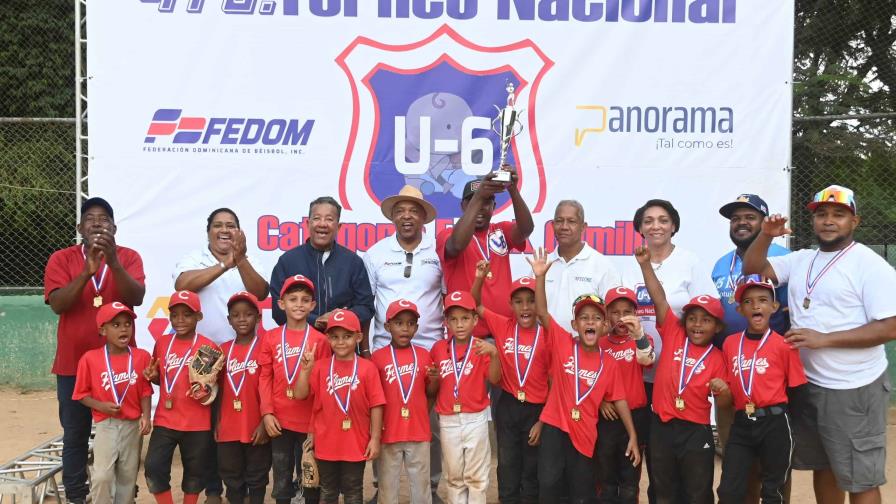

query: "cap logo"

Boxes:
[237, 291, 249, 296]
[292, 275, 306, 282]
[398, 299, 411, 307]
[614, 287, 628, 295]
[177, 291, 190, 300]
[737, 195, 750, 202]
[519, 277, 532, 285]
[450, 291, 463, 302]
[696, 295, 710, 305]
[333, 310, 345, 321]
[112, 301, 126, 309]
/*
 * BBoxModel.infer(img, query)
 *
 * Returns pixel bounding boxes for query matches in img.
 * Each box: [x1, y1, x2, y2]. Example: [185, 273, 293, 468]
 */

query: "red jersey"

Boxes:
[721, 330, 807, 410]
[539, 320, 626, 457]
[480, 308, 550, 404]
[72, 345, 153, 423]
[652, 309, 728, 424]
[44, 245, 145, 375]
[257, 324, 331, 433]
[437, 222, 526, 337]
[152, 333, 218, 432]
[431, 337, 493, 415]
[372, 344, 434, 444]
[309, 356, 386, 462]
[217, 337, 264, 443]
[599, 335, 650, 409]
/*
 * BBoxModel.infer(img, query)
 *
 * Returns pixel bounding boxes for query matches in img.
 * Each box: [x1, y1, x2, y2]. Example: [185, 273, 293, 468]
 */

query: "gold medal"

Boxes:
[453, 402, 462, 414]
[675, 396, 686, 411]
[571, 407, 581, 421]
[517, 390, 526, 402]
[803, 297, 810, 309]
[342, 418, 352, 430]
[93, 295, 103, 308]
[233, 398, 242, 412]
[286, 387, 295, 399]
[165, 397, 173, 409]
[745, 402, 756, 416]
[401, 406, 410, 419]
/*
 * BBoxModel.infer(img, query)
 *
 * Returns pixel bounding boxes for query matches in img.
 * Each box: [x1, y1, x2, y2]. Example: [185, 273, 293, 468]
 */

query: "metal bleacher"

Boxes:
[0, 428, 95, 504]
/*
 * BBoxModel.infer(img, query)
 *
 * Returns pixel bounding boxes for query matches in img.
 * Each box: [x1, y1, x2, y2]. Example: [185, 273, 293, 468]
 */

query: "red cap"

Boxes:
[96, 302, 136, 329]
[734, 275, 776, 304]
[326, 309, 361, 333]
[386, 299, 420, 321]
[169, 290, 201, 312]
[604, 286, 638, 307]
[280, 274, 315, 298]
[682, 295, 725, 321]
[227, 291, 260, 311]
[573, 294, 607, 317]
[443, 290, 476, 312]
[510, 276, 536, 295]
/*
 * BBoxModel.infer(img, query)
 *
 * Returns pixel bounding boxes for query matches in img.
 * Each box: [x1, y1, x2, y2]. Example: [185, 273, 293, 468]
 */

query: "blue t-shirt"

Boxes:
[712, 243, 791, 347]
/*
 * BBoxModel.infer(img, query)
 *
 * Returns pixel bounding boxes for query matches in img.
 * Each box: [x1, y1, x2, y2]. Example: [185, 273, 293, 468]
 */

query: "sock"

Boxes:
[152, 490, 174, 504]
[183, 493, 200, 504]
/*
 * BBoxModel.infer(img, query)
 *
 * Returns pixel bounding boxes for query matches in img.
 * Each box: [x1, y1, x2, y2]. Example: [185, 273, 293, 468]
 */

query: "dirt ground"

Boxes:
[4, 389, 895, 503]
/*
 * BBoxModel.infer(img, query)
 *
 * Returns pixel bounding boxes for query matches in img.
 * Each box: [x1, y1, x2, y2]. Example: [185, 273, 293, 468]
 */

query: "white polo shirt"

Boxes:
[363, 234, 444, 351]
[544, 243, 622, 331]
[769, 242, 896, 389]
[173, 248, 265, 344]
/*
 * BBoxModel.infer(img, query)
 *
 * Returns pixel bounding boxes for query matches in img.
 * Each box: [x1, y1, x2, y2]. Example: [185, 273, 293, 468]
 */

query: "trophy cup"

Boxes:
[491, 82, 524, 183]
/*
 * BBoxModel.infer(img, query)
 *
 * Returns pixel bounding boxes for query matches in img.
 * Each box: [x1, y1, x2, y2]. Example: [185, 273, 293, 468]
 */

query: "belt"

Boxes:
[739, 404, 787, 420]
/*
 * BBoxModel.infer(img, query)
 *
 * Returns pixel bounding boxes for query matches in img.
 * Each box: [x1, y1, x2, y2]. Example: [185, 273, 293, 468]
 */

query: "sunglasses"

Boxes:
[811, 186, 856, 212]
[572, 293, 604, 308]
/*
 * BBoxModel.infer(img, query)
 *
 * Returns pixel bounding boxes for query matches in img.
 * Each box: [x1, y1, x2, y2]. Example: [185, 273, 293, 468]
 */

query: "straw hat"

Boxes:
[380, 185, 437, 224]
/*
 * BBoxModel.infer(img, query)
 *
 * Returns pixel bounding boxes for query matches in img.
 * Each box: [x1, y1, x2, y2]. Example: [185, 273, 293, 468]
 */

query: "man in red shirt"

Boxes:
[437, 168, 534, 338]
[44, 197, 145, 504]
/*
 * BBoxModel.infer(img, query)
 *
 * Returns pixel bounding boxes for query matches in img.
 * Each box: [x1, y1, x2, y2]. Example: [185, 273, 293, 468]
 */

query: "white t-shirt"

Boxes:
[173, 248, 264, 344]
[544, 243, 622, 332]
[768, 242, 896, 389]
[363, 234, 444, 351]
[620, 246, 716, 382]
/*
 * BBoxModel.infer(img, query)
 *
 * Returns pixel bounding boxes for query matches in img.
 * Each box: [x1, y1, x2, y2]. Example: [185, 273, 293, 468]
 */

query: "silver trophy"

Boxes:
[491, 82, 524, 182]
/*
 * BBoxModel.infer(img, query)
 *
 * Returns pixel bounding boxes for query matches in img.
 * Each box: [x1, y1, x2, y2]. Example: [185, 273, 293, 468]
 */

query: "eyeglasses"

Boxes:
[404, 252, 413, 278]
[811, 185, 856, 212]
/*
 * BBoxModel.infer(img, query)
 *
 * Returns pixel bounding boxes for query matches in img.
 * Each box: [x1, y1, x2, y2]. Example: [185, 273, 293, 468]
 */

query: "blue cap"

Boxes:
[719, 194, 769, 219]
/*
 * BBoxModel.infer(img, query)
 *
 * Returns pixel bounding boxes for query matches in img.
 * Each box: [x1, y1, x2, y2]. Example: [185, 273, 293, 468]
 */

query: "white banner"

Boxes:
[87, 0, 794, 349]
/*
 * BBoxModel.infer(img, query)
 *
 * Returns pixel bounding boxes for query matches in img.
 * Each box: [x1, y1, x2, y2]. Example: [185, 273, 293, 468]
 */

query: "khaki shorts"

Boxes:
[790, 370, 891, 493]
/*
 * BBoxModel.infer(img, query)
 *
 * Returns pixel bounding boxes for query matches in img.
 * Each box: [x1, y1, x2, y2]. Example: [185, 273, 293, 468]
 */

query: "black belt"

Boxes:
[738, 404, 787, 420]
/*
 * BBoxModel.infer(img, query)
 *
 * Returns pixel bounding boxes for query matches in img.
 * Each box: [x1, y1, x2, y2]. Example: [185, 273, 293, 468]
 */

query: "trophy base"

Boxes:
[492, 170, 511, 183]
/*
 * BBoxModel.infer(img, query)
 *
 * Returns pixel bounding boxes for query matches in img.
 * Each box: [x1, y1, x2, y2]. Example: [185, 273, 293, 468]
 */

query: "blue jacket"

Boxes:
[269, 242, 375, 327]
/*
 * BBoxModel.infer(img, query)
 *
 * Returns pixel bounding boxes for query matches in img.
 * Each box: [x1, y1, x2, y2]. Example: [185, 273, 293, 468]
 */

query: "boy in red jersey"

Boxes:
[143, 291, 220, 504]
[216, 292, 271, 504]
[295, 309, 386, 504]
[431, 290, 501, 504]
[371, 299, 440, 503]
[717, 276, 806, 503]
[597, 286, 655, 503]
[529, 248, 640, 503]
[73, 302, 152, 504]
[471, 261, 551, 504]
[257, 275, 330, 504]
[635, 246, 732, 504]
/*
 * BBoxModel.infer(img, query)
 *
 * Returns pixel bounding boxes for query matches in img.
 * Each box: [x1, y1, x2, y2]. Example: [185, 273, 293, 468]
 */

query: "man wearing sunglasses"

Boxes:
[363, 184, 445, 503]
[744, 184, 896, 504]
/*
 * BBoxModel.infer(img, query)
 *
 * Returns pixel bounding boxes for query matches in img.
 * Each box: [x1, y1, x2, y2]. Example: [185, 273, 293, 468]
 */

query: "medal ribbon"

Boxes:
[103, 345, 132, 406]
[472, 232, 491, 262]
[81, 245, 109, 297]
[573, 342, 602, 406]
[163, 333, 198, 396]
[329, 355, 358, 416]
[805, 241, 856, 300]
[389, 344, 417, 406]
[727, 253, 741, 296]
[514, 323, 541, 390]
[450, 339, 475, 401]
[282, 324, 311, 386]
[677, 339, 714, 397]
[737, 329, 771, 401]
[226, 336, 259, 397]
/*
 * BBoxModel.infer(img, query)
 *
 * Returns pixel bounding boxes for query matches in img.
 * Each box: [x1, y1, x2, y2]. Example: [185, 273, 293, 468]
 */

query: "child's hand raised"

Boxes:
[526, 247, 555, 277]
[617, 315, 645, 339]
[634, 245, 651, 265]
[474, 260, 491, 279]
[761, 214, 792, 238]
[473, 338, 498, 357]
[300, 342, 317, 369]
[142, 357, 159, 382]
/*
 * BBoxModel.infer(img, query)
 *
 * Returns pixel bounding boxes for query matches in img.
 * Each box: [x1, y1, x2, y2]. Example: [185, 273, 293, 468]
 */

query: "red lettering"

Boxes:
[356, 223, 375, 252]
[279, 222, 301, 250]
[256, 215, 280, 251]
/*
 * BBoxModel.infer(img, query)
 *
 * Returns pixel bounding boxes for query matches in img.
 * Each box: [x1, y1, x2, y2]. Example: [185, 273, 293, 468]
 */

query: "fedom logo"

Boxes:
[144, 108, 314, 146]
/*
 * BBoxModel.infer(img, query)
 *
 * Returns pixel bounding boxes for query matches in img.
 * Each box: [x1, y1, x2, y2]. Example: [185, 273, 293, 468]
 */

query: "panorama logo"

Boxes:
[144, 108, 314, 146]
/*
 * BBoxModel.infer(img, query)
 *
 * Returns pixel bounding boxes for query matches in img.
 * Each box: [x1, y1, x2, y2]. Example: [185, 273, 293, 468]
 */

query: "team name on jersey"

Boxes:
[383, 362, 417, 384]
[325, 373, 359, 395]
[672, 348, 707, 374]
[562, 357, 599, 386]
[228, 358, 259, 375]
[165, 353, 193, 370]
[605, 347, 636, 362]
[101, 370, 138, 391]
[730, 355, 769, 376]
[502, 338, 533, 360]
[274, 341, 306, 363]
[438, 359, 474, 379]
